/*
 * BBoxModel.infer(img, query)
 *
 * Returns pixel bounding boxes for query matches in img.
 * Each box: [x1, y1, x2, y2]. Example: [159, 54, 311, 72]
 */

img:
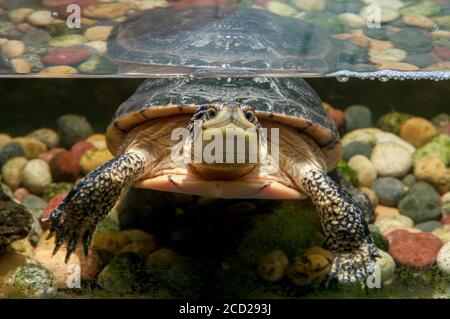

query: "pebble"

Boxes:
[343, 141, 373, 162]
[86, 134, 107, 150]
[433, 15, 450, 29]
[71, 140, 94, 162]
[57, 114, 94, 148]
[286, 247, 332, 286]
[437, 242, 450, 275]
[13, 137, 47, 159]
[292, 0, 325, 11]
[0, 134, 12, 150]
[22, 194, 47, 213]
[359, 186, 379, 207]
[0, 252, 27, 290]
[83, 3, 130, 19]
[374, 250, 396, 285]
[415, 221, 443, 232]
[442, 216, 450, 225]
[327, 107, 345, 126]
[85, 40, 107, 55]
[39, 65, 78, 74]
[400, 1, 442, 16]
[48, 34, 87, 47]
[21, 159, 52, 194]
[372, 131, 415, 154]
[360, 5, 399, 23]
[376, 61, 420, 71]
[0, 142, 26, 168]
[341, 128, 379, 146]
[369, 224, 389, 251]
[370, 48, 407, 64]
[375, 214, 414, 235]
[362, 0, 404, 9]
[8, 8, 34, 24]
[92, 230, 131, 255]
[338, 13, 365, 28]
[41, 182, 72, 202]
[78, 56, 116, 74]
[84, 26, 113, 41]
[402, 174, 416, 187]
[442, 192, 450, 204]
[49, 150, 80, 182]
[348, 155, 377, 187]
[389, 28, 433, 54]
[257, 249, 289, 282]
[344, 105, 373, 131]
[371, 142, 412, 178]
[404, 53, 436, 68]
[432, 225, 450, 244]
[266, 1, 297, 17]
[27, 10, 58, 27]
[414, 155, 449, 194]
[8, 263, 57, 298]
[38, 148, 65, 163]
[146, 248, 179, 270]
[398, 182, 442, 224]
[442, 202, 450, 216]
[1, 157, 28, 190]
[41, 192, 67, 224]
[2, 40, 26, 58]
[121, 229, 156, 244]
[402, 13, 435, 29]
[28, 128, 59, 149]
[413, 134, 450, 165]
[13, 188, 30, 202]
[10, 59, 31, 74]
[373, 177, 405, 206]
[42, 47, 92, 65]
[79, 148, 114, 175]
[431, 113, 450, 129]
[400, 117, 438, 148]
[22, 29, 52, 45]
[389, 231, 442, 268]
[374, 205, 400, 218]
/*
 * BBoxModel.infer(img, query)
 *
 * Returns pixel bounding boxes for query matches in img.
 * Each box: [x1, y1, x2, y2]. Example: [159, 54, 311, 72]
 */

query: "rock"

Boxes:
[403, 174, 416, 187]
[1, 157, 27, 190]
[257, 249, 289, 282]
[42, 46, 92, 65]
[414, 155, 450, 193]
[413, 134, 450, 165]
[38, 148, 65, 163]
[415, 221, 442, 232]
[374, 205, 400, 218]
[376, 61, 420, 71]
[371, 142, 412, 178]
[437, 242, 450, 275]
[83, 3, 130, 19]
[86, 134, 106, 150]
[434, 15, 450, 29]
[41, 182, 73, 202]
[400, 1, 441, 16]
[389, 28, 433, 54]
[286, 246, 332, 286]
[338, 13, 365, 28]
[360, 5, 399, 23]
[0, 188, 33, 249]
[22, 195, 47, 213]
[389, 231, 442, 268]
[442, 216, 450, 225]
[0, 134, 12, 150]
[74, 247, 109, 281]
[22, 29, 52, 45]
[336, 160, 359, 186]
[13, 137, 47, 159]
[442, 202, 450, 216]
[266, 1, 297, 16]
[348, 155, 377, 187]
[70, 140, 94, 162]
[373, 177, 405, 206]
[374, 250, 396, 285]
[84, 25, 113, 41]
[8, 8, 34, 23]
[146, 248, 179, 270]
[48, 34, 87, 47]
[375, 214, 414, 235]
[432, 225, 450, 244]
[26, 129, 58, 150]
[92, 230, 131, 255]
[13, 188, 30, 202]
[431, 113, 450, 129]
[442, 192, 450, 204]
[0, 142, 26, 167]
[2, 40, 26, 59]
[27, 10, 58, 26]
[292, 0, 325, 11]
[327, 107, 345, 126]
[78, 56, 117, 74]
[0, 252, 27, 292]
[85, 40, 107, 55]
[41, 192, 67, 225]
[404, 53, 436, 68]
[33, 233, 80, 288]
[402, 13, 435, 29]
[369, 224, 389, 251]
[79, 148, 114, 175]
[359, 186, 378, 207]
[97, 252, 148, 294]
[398, 182, 441, 223]
[8, 263, 57, 298]
[49, 150, 79, 182]
[20, 53, 44, 72]
[10, 58, 31, 74]
[57, 114, 94, 148]
[121, 229, 156, 243]
[373, 131, 416, 154]
[370, 48, 407, 64]
[341, 128, 379, 146]
[21, 159, 52, 194]
[119, 241, 158, 258]
[344, 105, 373, 131]
[40, 65, 78, 74]
[400, 117, 438, 148]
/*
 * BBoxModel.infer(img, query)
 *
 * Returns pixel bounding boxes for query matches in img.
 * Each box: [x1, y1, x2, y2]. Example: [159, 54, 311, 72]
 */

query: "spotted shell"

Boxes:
[106, 77, 342, 171]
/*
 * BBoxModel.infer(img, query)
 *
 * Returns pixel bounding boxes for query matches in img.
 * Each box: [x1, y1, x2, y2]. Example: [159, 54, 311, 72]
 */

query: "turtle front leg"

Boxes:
[46, 151, 147, 261]
[297, 166, 380, 285]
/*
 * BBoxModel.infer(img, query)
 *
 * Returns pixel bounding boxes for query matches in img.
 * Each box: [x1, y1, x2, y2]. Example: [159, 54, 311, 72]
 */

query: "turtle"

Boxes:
[47, 77, 379, 285]
[107, 6, 337, 74]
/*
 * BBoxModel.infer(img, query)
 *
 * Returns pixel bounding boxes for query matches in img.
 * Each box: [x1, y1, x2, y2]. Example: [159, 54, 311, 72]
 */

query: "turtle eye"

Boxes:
[245, 110, 255, 122]
[207, 108, 217, 119]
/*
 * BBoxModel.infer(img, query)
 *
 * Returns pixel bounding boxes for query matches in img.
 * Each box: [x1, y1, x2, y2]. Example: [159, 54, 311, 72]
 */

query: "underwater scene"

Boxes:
[0, 0, 449, 301]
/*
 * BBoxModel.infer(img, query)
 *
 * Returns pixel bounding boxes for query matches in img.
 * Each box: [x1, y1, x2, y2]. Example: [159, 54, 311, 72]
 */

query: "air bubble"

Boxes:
[336, 76, 349, 83]
[379, 77, 389, 82]
[328, 70, 450, 82]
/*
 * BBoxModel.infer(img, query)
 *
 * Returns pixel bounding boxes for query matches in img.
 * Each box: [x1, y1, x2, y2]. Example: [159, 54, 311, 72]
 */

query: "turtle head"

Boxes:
[188, 104, 261, 180]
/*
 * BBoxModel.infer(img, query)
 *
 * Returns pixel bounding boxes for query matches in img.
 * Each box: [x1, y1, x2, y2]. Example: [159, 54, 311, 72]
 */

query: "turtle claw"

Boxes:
[327, 243, 379, 286]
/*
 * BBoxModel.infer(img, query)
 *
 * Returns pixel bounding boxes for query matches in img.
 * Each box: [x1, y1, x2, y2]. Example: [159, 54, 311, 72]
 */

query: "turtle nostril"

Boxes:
[207, 108, 217, 119]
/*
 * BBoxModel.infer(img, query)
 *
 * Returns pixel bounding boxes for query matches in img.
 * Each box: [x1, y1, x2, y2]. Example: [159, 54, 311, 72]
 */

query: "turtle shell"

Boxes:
[108, 6, 337, 73]
[106, 78, 342, 171]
